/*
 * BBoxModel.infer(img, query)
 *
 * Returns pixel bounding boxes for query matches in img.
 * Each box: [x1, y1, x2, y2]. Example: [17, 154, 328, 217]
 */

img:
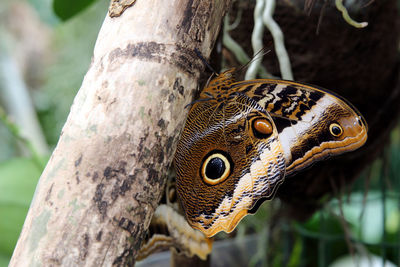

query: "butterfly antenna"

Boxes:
[194, 48, 218, 75]
[239, 47, 272, 73]
[184, 97, 213, 109]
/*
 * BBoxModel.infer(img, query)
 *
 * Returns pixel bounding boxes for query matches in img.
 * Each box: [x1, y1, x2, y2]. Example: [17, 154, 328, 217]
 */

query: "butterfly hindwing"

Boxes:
[175, 90, 285, 237]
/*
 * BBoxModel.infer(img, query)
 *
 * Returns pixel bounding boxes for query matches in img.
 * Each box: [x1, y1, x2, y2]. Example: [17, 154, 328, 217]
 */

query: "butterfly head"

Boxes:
[200, 68, 237, 99]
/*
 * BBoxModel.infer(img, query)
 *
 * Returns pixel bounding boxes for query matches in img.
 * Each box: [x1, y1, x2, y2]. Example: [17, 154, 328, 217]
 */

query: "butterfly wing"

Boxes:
[175, 74, 368, 238]
[175, 93, 286, 237]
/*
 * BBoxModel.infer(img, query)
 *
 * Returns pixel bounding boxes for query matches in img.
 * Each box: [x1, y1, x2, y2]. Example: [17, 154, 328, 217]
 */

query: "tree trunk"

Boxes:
[9, 0, 231, 265]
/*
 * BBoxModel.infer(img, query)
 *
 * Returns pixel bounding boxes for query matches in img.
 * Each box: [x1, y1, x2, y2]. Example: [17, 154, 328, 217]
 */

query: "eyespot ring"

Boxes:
[252, 118, 273, 139]
[201, 151, 232, 185]
[329, 123, 343, 137]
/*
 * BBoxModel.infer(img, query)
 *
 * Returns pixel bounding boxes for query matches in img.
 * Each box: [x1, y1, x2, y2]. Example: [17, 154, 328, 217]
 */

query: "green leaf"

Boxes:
[0, 158, 43, 256]
[53, 0, 98, 21]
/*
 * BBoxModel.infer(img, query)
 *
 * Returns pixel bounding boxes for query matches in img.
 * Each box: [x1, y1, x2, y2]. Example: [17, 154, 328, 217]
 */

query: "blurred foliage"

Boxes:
[29, 0, 60, 25]
[35, 0, 109, 146]
[0, 121, 16, 162]
[0, 157, 46, 257]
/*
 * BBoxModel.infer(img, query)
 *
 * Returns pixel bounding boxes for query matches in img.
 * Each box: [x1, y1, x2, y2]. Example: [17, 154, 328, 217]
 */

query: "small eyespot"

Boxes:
[252, 118, 273, 139]
[201, 152, 232, 185]
[329, 123, 343, 137]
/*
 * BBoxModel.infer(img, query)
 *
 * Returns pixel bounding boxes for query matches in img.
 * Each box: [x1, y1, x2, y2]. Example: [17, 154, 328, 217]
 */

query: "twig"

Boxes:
[223, 16, 273, 78]
[245, 0, 265, 80]
[222, 17, 251, 65]
[335, 0, 368, 28]
[0, 106, 44, 169]
[226, 2, 243, 31]
[329, 176, 355, 256]
[262, 0, 293, 80]
[0, 36, 49, 156]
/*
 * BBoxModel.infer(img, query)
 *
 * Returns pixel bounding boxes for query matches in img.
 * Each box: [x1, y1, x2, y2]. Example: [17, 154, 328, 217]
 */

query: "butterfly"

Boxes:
[174, 68, 368, 238]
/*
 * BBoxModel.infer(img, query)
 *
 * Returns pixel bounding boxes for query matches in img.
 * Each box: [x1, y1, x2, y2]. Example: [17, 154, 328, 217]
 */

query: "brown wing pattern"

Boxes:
[175, 88, 286, 237]
[231, 79, 368, 176]
[174, 69, 368, 237]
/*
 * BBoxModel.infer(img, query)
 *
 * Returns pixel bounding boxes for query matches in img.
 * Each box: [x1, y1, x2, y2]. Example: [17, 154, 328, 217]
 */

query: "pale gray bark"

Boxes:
[10, 0, 231, 265]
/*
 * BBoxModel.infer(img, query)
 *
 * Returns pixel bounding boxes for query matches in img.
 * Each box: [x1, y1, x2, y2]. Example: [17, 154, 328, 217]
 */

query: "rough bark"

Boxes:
[10, 0, 231, 266]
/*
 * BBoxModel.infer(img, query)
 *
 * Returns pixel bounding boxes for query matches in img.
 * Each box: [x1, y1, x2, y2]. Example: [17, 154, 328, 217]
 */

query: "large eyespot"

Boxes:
[201, 151, 232, 185]
[329, 123, 343, 137]
[252, 118, 273, 139]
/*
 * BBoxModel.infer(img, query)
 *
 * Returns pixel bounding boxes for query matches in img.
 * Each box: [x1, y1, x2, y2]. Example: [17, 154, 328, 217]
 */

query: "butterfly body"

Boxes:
[174, 69, 367, 237]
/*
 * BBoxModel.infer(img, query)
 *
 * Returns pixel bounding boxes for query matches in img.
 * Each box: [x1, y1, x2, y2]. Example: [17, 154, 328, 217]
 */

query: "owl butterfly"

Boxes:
[174, 68, 368, 238]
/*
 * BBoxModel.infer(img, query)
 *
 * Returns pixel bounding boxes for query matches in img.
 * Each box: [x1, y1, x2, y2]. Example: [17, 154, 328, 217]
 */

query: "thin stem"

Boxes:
[262, 0, 293, 80]
[0, 106, 45, 169]
[245, 0, 265, 80]
[223, 16, 274, 78]
[335, 0, 368, 28]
